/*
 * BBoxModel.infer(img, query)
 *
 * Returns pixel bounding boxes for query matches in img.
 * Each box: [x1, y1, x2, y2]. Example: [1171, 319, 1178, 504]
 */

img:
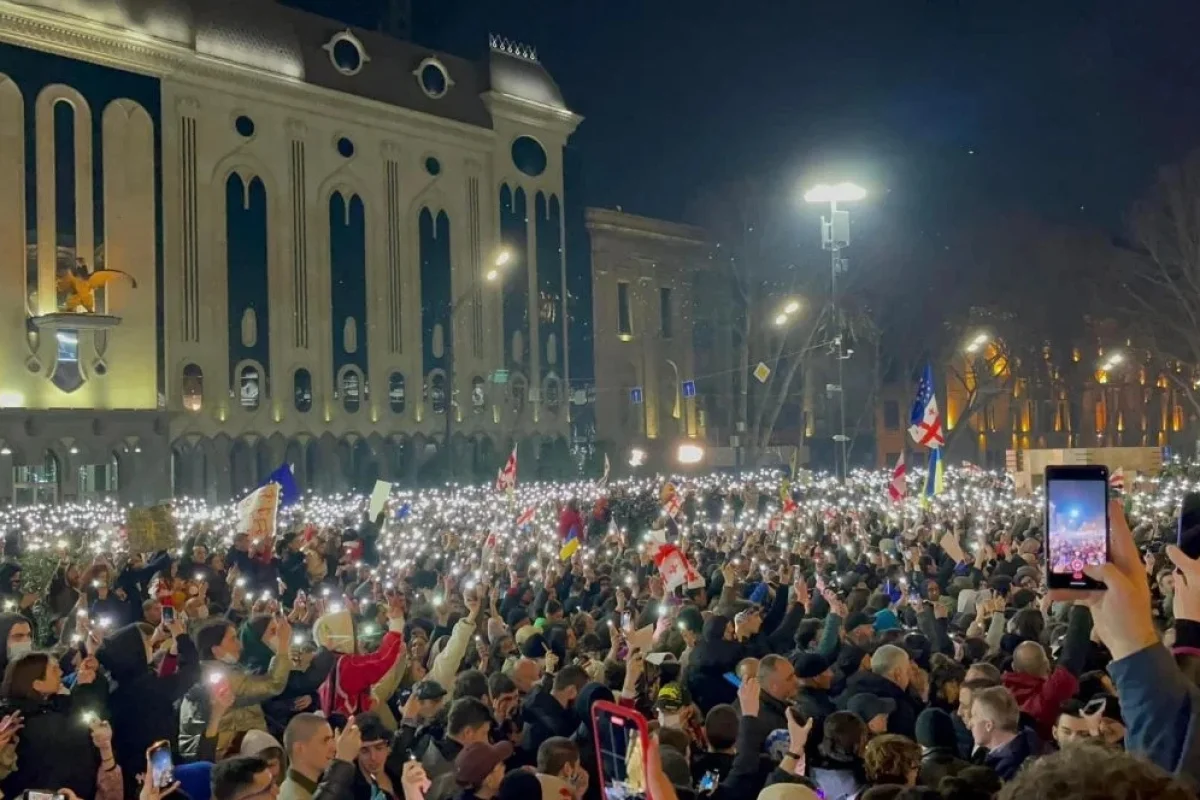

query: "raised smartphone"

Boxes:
[1044, 465, 1110, 590]
[1179, 492, 1200, 560]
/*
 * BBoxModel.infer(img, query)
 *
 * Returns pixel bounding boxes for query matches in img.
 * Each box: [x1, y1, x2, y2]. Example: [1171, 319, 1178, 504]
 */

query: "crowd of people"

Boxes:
[0, 463, 1196, 800]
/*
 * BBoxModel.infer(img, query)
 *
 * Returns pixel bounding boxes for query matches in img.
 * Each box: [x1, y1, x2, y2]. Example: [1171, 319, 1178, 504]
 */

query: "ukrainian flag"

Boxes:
[923, 447, 945, 504]
[559, 525, 581, 561]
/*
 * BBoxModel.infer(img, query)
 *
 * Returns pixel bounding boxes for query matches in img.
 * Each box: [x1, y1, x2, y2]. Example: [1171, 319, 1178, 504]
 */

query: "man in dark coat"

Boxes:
[836, 644, 924, 738]
[519, 665, 587, 761]
[97, 619, 200, 796]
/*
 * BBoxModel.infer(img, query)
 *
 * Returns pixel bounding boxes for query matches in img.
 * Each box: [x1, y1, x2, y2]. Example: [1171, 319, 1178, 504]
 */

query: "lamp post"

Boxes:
[804, 182, 866, 483]
[444, 248, 512, 479]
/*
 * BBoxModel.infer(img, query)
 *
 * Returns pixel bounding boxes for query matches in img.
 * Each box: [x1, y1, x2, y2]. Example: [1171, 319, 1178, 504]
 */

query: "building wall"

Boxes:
[0, 2, 580, 503]
[587, 208, 708, 470]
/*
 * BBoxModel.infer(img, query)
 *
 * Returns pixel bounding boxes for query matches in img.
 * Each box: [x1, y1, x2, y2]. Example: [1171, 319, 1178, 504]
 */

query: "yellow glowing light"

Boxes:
[677, 443, 705, 464]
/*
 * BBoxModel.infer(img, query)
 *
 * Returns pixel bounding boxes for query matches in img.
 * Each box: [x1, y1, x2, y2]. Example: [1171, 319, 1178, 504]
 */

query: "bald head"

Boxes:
[510, 657, 541, 693]
[1012, 641, 1050, 679]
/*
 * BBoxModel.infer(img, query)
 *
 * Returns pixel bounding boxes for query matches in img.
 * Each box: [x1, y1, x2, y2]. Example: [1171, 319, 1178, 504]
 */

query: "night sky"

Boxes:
[295, 0, 1200, 233]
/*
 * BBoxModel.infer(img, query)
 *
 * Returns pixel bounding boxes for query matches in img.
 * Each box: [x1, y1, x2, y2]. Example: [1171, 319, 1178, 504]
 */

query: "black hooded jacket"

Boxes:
[97, 623, 200, 792]
[685, 616, 746, 713]
[0, 613, 32, 677]
[572, 682, 616, 800]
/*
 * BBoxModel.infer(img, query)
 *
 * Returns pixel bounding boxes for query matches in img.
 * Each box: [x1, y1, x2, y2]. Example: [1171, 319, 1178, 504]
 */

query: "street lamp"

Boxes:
[784, 300, 801, 315]
[774, 313, 789, 327]
[964, 332, 990, 354]
[804, 181, 866, 483]
[444, 247, 513, 478]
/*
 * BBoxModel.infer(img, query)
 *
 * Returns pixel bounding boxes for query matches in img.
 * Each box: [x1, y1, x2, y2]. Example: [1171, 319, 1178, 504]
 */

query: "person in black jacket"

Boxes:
[520, 665, 587, 761]
[97, 619, 200, 797]
[0, 650, 109, 799]
[836, 645, 924, 738]
[792, 653, 837, 757]
[915, 708, 971, 787]
[685, 616, 746, 713]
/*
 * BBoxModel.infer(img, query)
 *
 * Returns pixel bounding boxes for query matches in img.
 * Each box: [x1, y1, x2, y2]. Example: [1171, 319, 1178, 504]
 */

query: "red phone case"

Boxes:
[590, 700, 653, 800]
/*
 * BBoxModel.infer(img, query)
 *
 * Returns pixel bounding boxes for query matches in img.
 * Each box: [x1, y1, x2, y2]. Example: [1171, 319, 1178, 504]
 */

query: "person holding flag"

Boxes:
[888, 453, 906, 502]
[558, 500, 584, 560]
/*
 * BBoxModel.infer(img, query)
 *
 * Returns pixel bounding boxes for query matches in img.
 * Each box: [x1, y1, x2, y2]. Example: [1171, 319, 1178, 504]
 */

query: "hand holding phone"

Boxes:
[1044, 465, 1110, 590]
[1179, 492, 1200, 560]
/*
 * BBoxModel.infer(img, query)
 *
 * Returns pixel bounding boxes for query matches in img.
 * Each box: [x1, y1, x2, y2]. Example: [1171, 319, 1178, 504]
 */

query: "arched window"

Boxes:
[510, 374, 528, 417]
[471, 376, 486, 412]
[182, 364, 203, 412]
[239, 365, 261, 410]
[388, 372, 406, 414]
[429, 372, 447, 415]
[544, 375, 562, 411]
[294, 368, 313, 413]
[341, 370, 361, 413]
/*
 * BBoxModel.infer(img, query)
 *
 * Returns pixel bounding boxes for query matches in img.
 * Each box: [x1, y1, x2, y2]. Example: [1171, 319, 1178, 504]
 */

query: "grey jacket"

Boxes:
[279, 760, 357, 800]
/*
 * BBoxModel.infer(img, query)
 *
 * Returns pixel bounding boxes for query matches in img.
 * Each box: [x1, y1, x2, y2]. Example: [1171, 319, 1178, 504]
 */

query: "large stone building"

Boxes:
[0, 0, 580, 504]
[586, 208, 709, 468]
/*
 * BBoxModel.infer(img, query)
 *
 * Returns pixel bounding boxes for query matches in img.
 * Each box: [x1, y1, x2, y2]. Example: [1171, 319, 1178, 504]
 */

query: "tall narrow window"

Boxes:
[659, 287, 673, 338]
[239, 366, 261, 410]
[182, 364, 204, 412]
[341, 370, 361, 413]
[617, 282, 632, 339]
[293, 368, 313, 413]
[388, 372, 406, 414]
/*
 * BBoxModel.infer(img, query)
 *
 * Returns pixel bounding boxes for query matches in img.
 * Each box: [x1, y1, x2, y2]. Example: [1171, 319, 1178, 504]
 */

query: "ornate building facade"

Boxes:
[0, 0, 580, 504]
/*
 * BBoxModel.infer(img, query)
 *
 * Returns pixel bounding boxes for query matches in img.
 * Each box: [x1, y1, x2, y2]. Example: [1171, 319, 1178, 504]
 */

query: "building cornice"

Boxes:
[0, 2, 500, 150]
[585, 208, 708, 248]
[481, 91, 583, 138]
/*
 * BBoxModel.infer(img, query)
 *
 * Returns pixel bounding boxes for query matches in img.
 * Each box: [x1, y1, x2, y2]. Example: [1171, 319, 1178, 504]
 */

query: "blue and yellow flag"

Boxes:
[922, 447, 945, 504]
[559, 525, 581, 561]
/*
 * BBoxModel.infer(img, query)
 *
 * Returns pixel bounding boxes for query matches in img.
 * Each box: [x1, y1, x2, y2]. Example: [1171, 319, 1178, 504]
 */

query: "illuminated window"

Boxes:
[1174, 405, 1185, 432]
[182, 364, 203, 412]
[293, 368, 312, 413]
[471, 376, 486, 412]
[341, 370, 361, 413]
[428, 372, 446, 414]
[617, 282, 632, 338]
[239, 365, 261, 410]
[388, 372, 406, 414]
[50, 330, 83, 393]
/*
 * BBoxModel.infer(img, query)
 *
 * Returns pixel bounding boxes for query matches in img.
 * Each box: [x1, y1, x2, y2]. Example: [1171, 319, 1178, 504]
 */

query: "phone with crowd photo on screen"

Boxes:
[149, 740, 174, 789]
[1178, 492, 1200, 560]
[591, 700, 653, 800]
[1044, 465, 1110, 590]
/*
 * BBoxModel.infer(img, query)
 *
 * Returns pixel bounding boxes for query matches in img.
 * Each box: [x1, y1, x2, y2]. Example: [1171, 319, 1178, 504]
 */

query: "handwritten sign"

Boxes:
[236, 483, 280, 542]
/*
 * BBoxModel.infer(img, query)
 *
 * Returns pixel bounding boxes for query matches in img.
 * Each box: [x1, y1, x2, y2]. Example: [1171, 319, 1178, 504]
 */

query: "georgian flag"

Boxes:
[908, 364, 945, 449]
[888, 453, 907, 503]
[495, 447, 517, 493]
[1109, 467, 1125, 494]
[515, 506, 536, 528]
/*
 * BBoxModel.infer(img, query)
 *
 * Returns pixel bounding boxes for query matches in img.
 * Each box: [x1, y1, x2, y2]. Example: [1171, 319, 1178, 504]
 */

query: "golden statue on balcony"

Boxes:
[55, 258, 137, 313]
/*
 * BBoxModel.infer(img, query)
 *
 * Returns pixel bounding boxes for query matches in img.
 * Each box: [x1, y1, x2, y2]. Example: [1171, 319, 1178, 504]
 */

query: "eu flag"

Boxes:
[263, 463, 300, 507]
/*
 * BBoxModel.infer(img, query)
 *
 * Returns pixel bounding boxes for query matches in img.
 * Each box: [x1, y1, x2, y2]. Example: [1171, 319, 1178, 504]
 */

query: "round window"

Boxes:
[425, 156, 441, 176]
[234, 115, 255, 138]
[511, 136, 547, 177]
[337, 137, 355, 158]
[324, 30, 369, 77]
[416, 58, 451, 99]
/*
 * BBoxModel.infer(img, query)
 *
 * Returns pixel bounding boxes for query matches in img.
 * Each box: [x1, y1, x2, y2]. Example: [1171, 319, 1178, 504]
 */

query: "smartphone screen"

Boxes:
[1179, 492, 1200, 560]
[722, 671, 742, 688]
[161, 606, 175, 624]
[149, 741, 174, 789]
[1045, 465, 1110, 590]
[591, 701, 651, 800]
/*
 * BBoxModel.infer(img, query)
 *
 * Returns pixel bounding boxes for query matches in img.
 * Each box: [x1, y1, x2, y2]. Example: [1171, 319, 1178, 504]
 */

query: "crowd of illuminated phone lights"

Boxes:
[0, 463, 1194, 614]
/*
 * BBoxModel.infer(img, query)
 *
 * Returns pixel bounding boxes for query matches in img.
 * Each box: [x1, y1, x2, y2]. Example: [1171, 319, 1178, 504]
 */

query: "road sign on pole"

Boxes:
[630, 387, 643, 405]
[681, 380, 696, 398]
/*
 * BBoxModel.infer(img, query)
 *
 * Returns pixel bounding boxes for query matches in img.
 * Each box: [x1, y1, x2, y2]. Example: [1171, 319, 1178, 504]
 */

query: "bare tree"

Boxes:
[1123, 148, 1200, 421]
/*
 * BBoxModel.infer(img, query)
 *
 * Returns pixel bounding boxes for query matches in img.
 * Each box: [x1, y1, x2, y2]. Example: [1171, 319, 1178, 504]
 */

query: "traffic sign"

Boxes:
[630, 387, 643, 405]
[681, 380, 696, 398]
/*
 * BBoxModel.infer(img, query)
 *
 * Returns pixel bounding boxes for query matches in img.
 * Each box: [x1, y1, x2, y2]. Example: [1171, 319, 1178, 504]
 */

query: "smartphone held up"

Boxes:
[1044, 465, 1111, 590]
[1179, 491, 1200, 561]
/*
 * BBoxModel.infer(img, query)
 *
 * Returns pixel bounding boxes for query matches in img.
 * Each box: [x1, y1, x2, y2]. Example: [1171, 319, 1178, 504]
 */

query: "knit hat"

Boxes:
[847, 694, 895, 724]
[455, 741, 514, 787]
[915, 708, 958, 750]
[791, 652, 831, 679]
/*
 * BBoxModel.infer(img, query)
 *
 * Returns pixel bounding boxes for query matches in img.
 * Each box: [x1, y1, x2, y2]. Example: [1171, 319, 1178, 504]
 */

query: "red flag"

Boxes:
[515, 507, 536, 527]
[495, 447, 517, 493]
[888, 453, 907, 503]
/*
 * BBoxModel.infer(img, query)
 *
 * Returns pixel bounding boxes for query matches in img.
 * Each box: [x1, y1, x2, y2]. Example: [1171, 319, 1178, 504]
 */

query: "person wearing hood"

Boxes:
[967, 686, 1042, 781]
[0, 649, 109, 798]
[836, 645, 923, 738]
[263, 638, 338, 739]
[97, 617, 200, 796]
[0, 613, 35, 679]
[570, 682, 616, 800]
[685, 615, 749, 713]
[312, 592, 408, 719]
[178, 615, 293, 759]
[914, 708, 970, 787]
[520, 665, 588, 761]
[807, 711, 867, 800]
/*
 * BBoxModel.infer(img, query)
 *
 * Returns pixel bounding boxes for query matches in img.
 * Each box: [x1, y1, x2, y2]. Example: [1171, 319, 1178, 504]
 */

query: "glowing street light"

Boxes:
[628, 447, 647, 468]
[784, 300, 801, 315]
[677, 443, 705, 465]
[774, 313, 789, 327]
[964, 332, 990, 354]
[495, 248, 512, 267]
[803, 182, 867, 203]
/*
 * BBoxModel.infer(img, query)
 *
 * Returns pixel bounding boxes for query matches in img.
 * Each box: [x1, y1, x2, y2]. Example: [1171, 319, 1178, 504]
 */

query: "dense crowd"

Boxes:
[0, 463, 1197, 800]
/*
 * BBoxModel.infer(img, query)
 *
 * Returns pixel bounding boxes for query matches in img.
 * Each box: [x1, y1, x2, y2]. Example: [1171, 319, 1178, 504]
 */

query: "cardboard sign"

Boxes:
[627, 623, 654, 655]
[236, 483, 280, 542]
[368, 480, 393, 521]
[126, 505, 177, 553]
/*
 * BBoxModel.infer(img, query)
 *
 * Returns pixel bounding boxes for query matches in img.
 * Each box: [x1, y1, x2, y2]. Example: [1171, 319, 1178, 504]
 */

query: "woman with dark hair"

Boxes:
[0, 649, 108, 798]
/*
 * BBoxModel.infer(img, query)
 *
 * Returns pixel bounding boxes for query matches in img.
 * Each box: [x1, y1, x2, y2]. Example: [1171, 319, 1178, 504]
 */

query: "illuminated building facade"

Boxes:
[0, 0, 580, 504]
[587, 208, 709, 468]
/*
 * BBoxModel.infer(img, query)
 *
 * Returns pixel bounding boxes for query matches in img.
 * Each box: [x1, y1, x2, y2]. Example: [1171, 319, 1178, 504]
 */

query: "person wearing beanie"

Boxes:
[914, 708, 970, 787]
